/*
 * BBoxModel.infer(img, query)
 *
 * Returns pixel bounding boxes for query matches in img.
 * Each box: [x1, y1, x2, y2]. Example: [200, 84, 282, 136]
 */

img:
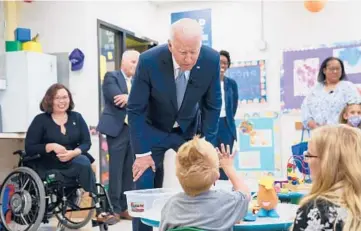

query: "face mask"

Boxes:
[347, 115, 361, 127]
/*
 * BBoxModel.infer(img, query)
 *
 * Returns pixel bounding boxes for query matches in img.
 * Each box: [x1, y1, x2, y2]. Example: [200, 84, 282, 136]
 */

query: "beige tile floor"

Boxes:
[38, 219, 159, 231]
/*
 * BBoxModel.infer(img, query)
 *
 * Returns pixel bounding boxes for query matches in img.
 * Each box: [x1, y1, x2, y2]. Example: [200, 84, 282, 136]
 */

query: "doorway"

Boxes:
[96, 19, 158, 188]
[126, 34, 157, 53]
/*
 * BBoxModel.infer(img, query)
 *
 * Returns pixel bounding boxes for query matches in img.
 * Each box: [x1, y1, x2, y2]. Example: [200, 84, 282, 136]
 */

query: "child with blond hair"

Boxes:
[159, 136, 250, 231]
[339, 102, 361, 128]
[291, 125, 361, 231]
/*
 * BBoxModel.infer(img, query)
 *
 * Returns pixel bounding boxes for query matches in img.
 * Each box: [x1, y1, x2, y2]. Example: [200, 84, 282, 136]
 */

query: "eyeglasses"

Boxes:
[303, 151, 318, 160]
[54, 96, 69, 101]
[326, 67, 341, 73]
[220, 61, 229, 66]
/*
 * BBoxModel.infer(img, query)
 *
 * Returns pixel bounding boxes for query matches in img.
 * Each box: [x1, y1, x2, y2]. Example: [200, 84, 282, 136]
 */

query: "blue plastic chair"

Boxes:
[168, 228, 204, 231]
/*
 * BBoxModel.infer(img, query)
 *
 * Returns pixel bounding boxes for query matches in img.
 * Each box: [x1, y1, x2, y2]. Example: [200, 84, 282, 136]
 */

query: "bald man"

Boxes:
[127, 19, 221, 231]
[97, 50, 140, 223]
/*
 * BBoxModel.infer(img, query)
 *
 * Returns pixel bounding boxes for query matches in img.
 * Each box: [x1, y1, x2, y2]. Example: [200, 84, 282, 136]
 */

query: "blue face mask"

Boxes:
[347, 115, 361, 127]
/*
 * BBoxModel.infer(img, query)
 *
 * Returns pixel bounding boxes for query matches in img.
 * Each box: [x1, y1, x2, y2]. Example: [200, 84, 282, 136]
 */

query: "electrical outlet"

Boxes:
[0, 79, 7, 90]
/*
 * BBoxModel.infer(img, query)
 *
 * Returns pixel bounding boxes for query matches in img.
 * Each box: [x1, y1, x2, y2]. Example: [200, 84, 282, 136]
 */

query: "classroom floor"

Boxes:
[38, 219, 158, 231]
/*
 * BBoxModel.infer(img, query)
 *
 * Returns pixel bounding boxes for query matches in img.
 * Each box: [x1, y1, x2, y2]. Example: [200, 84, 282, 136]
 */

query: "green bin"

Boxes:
[6, 41, 22, 52]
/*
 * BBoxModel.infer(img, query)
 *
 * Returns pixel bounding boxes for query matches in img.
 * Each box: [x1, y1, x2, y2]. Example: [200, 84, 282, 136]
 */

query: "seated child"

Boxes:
[339, 102, 361, 128]
[159, 136, 250, 231]
[291, 125, 361, 231]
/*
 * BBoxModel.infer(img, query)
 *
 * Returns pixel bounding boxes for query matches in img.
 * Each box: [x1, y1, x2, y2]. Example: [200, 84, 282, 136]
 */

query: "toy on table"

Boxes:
[243, 176, 280, 221]
[283, 156, 312, 192]
[243, 195, 258, 222]
[257, 176, 279, 218]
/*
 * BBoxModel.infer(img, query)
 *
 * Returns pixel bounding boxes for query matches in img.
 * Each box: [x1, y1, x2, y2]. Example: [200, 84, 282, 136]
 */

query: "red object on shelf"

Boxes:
[24, 0, 33, 3]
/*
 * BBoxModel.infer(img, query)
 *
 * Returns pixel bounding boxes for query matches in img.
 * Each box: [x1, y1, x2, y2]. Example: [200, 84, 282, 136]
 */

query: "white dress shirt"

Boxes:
[121, 70, 132, 86]
[220, 81, 226, 118]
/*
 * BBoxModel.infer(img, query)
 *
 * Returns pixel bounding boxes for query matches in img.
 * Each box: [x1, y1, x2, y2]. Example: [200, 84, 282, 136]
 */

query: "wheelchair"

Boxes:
[0, 150, 115, 231]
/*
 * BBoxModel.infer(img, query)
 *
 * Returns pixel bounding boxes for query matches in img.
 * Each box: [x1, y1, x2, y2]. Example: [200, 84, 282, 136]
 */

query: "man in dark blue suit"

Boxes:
[217, 50, 239, 180]
[127, 18, 222, 231]
[97, 50, 140, 223]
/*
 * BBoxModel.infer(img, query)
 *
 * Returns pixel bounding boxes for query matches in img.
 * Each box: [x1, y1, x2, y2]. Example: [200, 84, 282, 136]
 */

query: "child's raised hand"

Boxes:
[216, 143, 236, 169]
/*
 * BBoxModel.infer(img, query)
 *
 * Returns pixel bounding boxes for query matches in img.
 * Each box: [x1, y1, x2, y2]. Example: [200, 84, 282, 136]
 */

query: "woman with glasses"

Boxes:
[291, 125, 361, 231]
[25, 83, 117, 224]
[301, 57, 360, 129]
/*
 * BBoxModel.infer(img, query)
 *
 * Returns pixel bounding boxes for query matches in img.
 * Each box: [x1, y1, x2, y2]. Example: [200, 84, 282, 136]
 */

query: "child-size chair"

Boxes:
[168, 228, 203, 231]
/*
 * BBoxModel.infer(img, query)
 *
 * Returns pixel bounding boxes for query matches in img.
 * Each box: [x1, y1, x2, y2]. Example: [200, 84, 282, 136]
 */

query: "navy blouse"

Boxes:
[25, 111, 92, 169]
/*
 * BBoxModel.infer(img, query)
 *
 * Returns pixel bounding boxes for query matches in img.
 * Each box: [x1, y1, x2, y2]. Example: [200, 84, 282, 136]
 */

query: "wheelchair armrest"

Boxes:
[13, 150, 26, 157]
[13, 150, 41, 162]
[22, 154, 41, 162]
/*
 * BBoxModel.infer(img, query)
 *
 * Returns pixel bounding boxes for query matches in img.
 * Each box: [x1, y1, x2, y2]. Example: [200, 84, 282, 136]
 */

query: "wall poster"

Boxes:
[171, 9, 212, 47]
[227, 60, 267, 105]
[234, 111, 282, 178]
[281, 40, 361, 113]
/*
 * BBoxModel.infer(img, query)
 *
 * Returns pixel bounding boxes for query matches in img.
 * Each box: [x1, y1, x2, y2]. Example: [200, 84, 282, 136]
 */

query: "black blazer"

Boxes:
[97, 70, 128, 137]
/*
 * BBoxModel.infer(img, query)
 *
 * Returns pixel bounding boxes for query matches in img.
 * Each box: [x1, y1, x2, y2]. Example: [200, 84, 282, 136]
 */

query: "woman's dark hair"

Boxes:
[220, 50, 231, 68]
[317, 57, 347, 83]
[40, 83, 74, 113]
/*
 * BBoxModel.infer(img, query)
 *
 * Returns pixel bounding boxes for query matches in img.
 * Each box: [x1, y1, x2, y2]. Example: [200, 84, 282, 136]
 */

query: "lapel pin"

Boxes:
[196, 66, 200, 69]
[73, 122, 76, 125]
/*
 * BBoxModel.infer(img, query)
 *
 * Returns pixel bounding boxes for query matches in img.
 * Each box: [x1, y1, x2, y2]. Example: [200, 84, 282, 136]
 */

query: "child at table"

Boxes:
[338, 102, 361, 128]
[291, 125, 361, 231]
[159, 136, 250, 231]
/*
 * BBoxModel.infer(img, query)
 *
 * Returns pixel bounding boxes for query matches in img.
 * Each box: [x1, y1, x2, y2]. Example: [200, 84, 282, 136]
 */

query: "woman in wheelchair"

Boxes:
[23, 83, 118, 225]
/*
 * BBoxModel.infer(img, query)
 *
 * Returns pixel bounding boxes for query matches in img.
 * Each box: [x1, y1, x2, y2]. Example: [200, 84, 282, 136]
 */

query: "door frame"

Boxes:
[96, 19, 158, 184]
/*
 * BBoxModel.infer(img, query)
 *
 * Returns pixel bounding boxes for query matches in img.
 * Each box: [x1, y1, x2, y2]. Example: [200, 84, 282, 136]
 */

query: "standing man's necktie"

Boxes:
[175, 69, 187, 110]
[124, 77, 132, 124]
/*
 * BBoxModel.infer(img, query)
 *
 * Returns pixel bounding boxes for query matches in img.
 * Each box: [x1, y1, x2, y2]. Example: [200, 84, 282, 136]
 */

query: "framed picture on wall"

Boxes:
[227, 60, 267, 105]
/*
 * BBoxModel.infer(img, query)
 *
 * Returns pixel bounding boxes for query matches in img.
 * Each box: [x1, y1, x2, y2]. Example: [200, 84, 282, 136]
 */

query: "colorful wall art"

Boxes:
[234, 111, 282, 178]
[227, 60, 267, 105]
[281, 40, 361, 113]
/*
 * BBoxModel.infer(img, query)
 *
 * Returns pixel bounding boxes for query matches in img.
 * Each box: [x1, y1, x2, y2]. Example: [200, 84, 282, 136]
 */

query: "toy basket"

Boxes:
[124, 188, 178, 218]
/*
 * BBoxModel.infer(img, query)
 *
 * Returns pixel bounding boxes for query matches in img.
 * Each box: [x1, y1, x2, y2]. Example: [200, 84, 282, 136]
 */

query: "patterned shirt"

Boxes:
[292, 198, 348, 231]
[301, 80, 360, 129]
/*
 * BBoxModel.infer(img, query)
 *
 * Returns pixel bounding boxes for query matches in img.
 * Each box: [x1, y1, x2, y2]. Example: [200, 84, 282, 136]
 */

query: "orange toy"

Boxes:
[257, 176, 279, 218]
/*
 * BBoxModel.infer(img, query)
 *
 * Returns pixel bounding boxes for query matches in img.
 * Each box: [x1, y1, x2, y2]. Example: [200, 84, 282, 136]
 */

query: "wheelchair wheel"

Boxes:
[0, 167, 46, 231]
[55, 189, 95, 229]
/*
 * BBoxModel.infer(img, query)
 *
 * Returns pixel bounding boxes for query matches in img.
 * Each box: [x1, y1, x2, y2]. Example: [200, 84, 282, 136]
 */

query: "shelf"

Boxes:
[0, 133, 26, 139]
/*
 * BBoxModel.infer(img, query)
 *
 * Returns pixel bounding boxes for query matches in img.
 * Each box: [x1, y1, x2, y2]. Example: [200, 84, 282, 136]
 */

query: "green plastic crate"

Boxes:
[6, 41, 22, 52]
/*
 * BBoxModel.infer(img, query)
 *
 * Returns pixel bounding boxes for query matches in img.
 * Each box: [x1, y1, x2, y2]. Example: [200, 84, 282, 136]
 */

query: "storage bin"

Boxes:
[5, 41, 22, 52]
[124, 188, 177, 217]
[22, 41, 42, 52]
[14, 28, 31, 42]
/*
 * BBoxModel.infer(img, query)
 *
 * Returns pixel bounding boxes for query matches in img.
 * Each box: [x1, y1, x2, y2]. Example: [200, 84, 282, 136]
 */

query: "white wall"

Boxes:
[16, 1, 158, 179]
[0, 1, 5, 80]
[12, 0, 361, 179]
[155, 0, 361, 177]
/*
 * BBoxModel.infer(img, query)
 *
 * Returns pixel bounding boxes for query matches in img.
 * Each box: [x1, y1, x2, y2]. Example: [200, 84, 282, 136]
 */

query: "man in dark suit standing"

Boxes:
[127, 18, 222, 231]
[97, 50, 140, 223]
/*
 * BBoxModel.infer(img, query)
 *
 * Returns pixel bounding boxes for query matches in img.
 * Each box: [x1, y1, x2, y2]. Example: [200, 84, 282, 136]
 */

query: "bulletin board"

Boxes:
[281, 40, 361, 113]
[234, 111, 282, 178]
[227, 60, 267, 105]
